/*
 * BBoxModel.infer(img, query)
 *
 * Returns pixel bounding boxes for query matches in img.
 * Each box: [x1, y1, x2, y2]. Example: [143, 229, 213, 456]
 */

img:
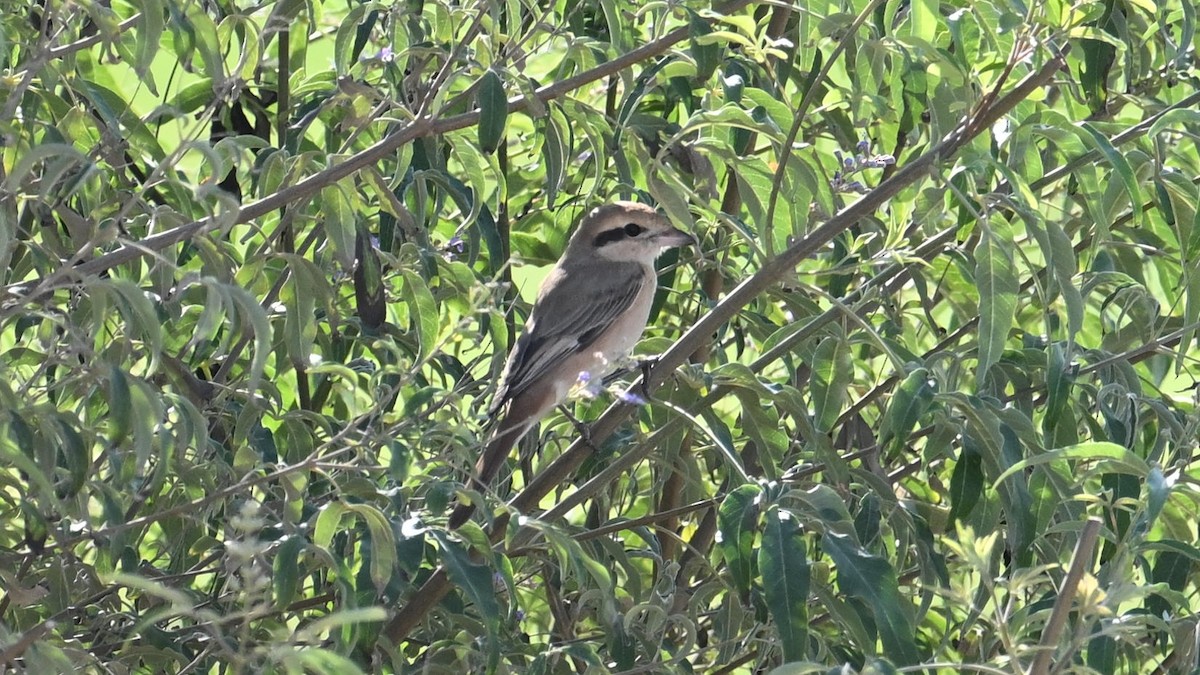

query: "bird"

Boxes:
[448, 201, 696, 528]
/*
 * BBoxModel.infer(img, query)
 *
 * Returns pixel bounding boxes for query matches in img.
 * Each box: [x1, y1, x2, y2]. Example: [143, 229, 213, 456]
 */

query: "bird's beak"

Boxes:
[658, 227, 698, 248]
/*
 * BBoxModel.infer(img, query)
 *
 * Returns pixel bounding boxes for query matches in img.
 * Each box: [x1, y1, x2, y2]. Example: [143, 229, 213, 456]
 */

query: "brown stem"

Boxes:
[1029, 517, 1102, 675]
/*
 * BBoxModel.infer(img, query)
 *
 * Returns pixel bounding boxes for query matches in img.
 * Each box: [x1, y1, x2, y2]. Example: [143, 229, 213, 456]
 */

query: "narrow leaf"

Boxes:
[974, 229, 1017, 382]
[107, 366, 132, 445]
[477, 69, 508, 154]
[810, 335, 852, 433]
[542, 106, 569, 207]
[822, 533, 921, 665]
[991, 441, 1148, 487]
[320, 184, 357, 269]
[1079, 122, 1144, 225]
[401, 270, 438, 362]
[947, 445, 983, 523]
[880, 368, 935, 454]
[759, 507, 809, 662]
[344, 503, 397, 590]
[432, 531, 502, 625]
[274, 534, 305, 609]
[717, 483, 762, 597]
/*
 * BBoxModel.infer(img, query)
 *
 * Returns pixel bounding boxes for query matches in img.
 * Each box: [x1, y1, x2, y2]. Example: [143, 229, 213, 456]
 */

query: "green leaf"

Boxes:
[129, 0, 164, 92]
[311, 502, 396, 592]
[225, 284, 273, 392]
[948, 444, 983, 523]
[733, 390, 786, 479]
[321, 184, 357, 269]
[432, 531, 501, 628]
[759, 506, 809, 662]
[688, 10, 720, 81]
[477, 68, 508, 154]
[717, 483, 762, 597]
[991, 441, 1149, 487]
[1078, 122, 1143, 225]
[343, 503, 397, 590]
[879, 368, 935, 454]
[54, 418, 89, 498]
[974, 228, 1017, 382]
[333, 3, 379, 74]
[400, 269, 438, 362]
[1145, 464, 1167, 529]
[284, 267, 318, 366]
[1145, 108, 1200, 140]
[905, 0, 938, 42]
[170, 3, 225, 82]
[1, 439, 58, 504]
[89, 278, 164, 367]
[292, 646, 373, 674]
[313, 501, 348, 549]
[1046, 220, 1084, 340]
[107, 366, 132, 445]
[1042, 342, 1073, 444]
[810, 334, 852, 433]
[274, 534, 306, 609]
[793, 485, 855, 526]
[542, 105, 569, 207]
[821, 533, 921, 665]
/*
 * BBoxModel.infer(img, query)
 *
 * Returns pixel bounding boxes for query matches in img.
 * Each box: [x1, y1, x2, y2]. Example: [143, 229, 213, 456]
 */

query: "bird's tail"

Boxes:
[447, 414, 532, 528]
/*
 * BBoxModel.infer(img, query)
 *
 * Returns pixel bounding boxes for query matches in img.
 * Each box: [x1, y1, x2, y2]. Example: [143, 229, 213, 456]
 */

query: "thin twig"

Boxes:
[1028, 517, 1102, 675]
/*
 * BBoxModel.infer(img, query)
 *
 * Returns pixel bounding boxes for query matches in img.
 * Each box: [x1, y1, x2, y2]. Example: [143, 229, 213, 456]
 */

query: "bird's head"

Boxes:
[566, 201, 697, 265]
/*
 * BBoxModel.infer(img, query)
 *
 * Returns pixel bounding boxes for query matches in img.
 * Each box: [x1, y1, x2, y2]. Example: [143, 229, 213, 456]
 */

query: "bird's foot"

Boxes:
[636, 356, 660, 402]
[559, 406, 600, 451]
[599, 356, 661, 403]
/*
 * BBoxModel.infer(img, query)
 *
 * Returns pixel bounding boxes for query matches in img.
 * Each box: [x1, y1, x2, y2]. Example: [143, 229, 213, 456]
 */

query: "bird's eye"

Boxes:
[623, 223, 644, 237]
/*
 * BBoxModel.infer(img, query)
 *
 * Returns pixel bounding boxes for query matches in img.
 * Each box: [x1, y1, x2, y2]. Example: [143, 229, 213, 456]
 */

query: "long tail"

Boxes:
[447, 414, 533, 528]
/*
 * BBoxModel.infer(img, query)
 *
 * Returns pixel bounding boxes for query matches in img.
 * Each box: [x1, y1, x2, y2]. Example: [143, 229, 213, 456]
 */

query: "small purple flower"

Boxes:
[618, 391, 647, 406]
[856, 139, 871, 154]
[379, 46, 395, 63]
[443, 235, 465, 260]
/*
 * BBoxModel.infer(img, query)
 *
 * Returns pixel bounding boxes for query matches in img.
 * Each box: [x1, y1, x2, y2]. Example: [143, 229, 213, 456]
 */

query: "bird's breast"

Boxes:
[588, 265, 657, 366]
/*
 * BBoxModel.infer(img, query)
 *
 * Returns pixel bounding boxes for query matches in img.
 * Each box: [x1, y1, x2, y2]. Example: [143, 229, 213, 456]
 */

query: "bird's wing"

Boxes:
[490, 263, 645, 415]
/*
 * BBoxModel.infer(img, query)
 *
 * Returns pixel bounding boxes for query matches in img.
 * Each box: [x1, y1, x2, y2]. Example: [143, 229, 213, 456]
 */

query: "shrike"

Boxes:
[449, 201, 695, 527]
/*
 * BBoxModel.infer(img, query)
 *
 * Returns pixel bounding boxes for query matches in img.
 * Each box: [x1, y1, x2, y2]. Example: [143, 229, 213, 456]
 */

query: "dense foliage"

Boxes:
[1, 0, 1199, 672]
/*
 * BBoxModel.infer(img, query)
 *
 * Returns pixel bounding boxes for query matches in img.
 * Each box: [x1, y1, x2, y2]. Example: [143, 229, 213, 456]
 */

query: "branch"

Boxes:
[1029, 517, 1102, 675]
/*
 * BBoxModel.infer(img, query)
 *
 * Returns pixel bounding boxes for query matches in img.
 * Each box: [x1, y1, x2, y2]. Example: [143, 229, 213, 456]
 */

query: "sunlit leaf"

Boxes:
[810, 334, 851, 433]
[760, 506, 809, 662]
[974, 228, 1017, 383]
[822, 533, 921, 665]
[718, 483, 762, 598]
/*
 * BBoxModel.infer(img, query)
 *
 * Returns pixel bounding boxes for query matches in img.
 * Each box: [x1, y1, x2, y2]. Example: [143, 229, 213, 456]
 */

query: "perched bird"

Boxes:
[449, 201, 695, 527]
